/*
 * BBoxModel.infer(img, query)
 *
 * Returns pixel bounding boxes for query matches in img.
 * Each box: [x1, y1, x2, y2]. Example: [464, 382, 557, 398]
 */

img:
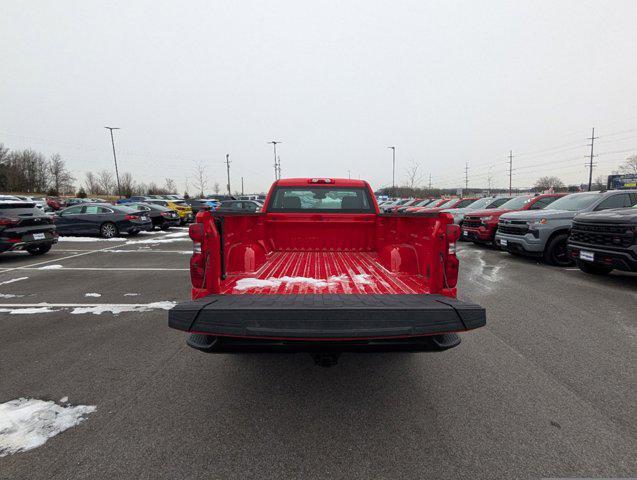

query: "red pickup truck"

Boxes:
[169, 178, 486, 365]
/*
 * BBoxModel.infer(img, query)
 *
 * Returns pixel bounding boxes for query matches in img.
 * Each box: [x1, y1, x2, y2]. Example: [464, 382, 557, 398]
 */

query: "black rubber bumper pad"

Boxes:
[169, 294, 486, 339]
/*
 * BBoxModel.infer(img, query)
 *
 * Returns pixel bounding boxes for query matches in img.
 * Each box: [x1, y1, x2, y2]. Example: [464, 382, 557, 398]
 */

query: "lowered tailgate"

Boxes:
[169, 294, 485, 340]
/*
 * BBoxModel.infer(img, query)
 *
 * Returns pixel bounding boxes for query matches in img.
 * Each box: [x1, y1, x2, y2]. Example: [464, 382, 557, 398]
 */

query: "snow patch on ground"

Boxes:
[126, 237, 188, 245]
[233, 273, 374, 291]
[0, 277, 28, 286]
[123, 293, 139, 296]
[70, 301, 176, 315]
[84, 293, 101, 297]
[0, 307, 59, 314]
[38, 264, 63, 270]
[0, 293, 24, 298]
[0, 398, 96, 457]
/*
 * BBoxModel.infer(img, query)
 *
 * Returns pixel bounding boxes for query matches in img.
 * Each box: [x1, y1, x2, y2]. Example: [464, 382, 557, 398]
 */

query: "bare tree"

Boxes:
[97, 169, 115, 195]
[84, 172, 102, 195]
[213, 182, 220, 194]
[164, 177, 177, 193]
[120, 172, 136, 197]
[534, 176, 565, 191]
[591, 175, 606, 191]
[48, 154, 75, 195]
[404, 160, 423, 189]
[619, 155, 637, 174]
[192, 161, 208, 197]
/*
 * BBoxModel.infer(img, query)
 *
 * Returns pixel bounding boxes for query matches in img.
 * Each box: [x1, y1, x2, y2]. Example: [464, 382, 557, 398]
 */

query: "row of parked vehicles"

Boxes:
[0, 192, 269, 256]
[380, 190, 637, 275]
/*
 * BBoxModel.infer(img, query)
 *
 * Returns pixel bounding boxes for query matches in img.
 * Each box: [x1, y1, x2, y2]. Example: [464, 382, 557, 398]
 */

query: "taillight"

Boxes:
[0, 217, 19, 227]
[444, 223, 460, 288]
[124, 214, 138, 220]
[188, 223, 205, 287]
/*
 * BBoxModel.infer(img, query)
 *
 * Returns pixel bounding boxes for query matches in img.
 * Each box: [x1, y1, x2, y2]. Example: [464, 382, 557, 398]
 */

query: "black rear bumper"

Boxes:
[168, 294, 486, 343]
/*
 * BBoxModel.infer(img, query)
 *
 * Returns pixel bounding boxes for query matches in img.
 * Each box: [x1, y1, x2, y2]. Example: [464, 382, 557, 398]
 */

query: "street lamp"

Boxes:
[268, 141, 281, 180]
[387, 146, 396, 196]
[105, 127, 122, 198]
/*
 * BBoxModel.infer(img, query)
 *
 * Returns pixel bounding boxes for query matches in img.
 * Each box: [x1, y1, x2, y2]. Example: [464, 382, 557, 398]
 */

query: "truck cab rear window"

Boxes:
[268, 187, 374, 213]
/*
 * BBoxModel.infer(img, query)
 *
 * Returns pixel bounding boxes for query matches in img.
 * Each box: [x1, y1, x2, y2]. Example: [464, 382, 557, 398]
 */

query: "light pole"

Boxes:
[105, 127, 122, 198]
[388, 146, 396, 196]
[268, 141, 281, 180]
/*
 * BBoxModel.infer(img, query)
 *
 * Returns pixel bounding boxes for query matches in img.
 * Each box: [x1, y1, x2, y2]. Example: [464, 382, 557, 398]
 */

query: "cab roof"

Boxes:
[275, 178, 369, 188]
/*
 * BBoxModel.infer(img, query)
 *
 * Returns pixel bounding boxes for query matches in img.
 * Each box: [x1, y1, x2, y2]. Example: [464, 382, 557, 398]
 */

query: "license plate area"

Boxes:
[500, 239, 508, 247]
[579, 250, 594, 262]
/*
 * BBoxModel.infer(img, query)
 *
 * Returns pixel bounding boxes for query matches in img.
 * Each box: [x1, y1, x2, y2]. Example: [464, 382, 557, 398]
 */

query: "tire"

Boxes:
[128, 230, 139, 236]
[26, 243, 52, 256]
[577, 260, 613, 275]
[100, 222, 119, 239]
[543, 233, 572, 266]
[160, 222, 171, 231]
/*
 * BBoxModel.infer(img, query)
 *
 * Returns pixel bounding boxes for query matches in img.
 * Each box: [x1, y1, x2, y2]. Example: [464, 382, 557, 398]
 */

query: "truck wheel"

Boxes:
[26, 244, 52, 256]
[577, 261, 613, 275]
[100, 222, 119, 238]
[161, 222, 171, 231]
[543, 233, 572, 266]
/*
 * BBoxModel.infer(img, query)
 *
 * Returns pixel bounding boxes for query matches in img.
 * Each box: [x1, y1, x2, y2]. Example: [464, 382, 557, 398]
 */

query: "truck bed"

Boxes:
[220, 251, 429, 295]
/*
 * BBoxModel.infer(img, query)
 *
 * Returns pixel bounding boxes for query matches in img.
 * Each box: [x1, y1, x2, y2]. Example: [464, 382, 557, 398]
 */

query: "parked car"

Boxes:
[169, 177, 486, 366]
[15, 196, 47, 211]
[145, 199, 194, 224]
[116, 195, 151, 204]
[205, 194, 235, 202]
[0, 200, 57, 255]
[126, 202, 181, 230]
[55, 203, 153, 238]
[462, 194, 564, 245]
[62, 198, 89, 208]
[495, 190, 637, 266]
[187, 198, 220, 215]
[567, 205, 637, 275]
[444, 196, 513, 225]
[46, 197, 63, 211]
[408, 197, 478, 214]
[215, 200, 262, 213]
[0, 195, 21, 201]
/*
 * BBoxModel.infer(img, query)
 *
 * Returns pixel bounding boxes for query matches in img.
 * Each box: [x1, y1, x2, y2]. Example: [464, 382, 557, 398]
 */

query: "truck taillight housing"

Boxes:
[444, 223, 460, 289]
[189, 222, 205, 288]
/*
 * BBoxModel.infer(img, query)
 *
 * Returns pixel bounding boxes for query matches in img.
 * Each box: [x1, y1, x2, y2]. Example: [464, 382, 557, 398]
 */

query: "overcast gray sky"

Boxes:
[1, 0, 636, 194]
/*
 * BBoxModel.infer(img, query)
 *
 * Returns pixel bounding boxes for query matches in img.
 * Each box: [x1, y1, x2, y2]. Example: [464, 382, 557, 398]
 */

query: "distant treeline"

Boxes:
[0, 143, 180, 198]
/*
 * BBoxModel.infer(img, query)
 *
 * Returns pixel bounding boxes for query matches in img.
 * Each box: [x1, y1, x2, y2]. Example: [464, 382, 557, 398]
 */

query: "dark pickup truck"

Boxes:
[169, 178, 486, 365]
[567, 206, 637, 275]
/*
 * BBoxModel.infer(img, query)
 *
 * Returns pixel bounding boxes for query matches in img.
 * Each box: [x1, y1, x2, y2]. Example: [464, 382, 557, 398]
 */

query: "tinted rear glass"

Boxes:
[0, 202, 38, 210]
[486, 197, 512, 208]
[268, 187, 374, 213]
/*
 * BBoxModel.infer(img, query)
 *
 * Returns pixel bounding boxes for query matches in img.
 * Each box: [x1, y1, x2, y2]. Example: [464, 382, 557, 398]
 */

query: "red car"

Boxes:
[461, 193, 565, 244]
[407, 197, 479, 214]
[169, 177, 486, 366]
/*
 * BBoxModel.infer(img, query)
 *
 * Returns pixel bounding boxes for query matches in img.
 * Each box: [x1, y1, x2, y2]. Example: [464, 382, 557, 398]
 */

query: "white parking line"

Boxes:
[0, 244, 129, 275]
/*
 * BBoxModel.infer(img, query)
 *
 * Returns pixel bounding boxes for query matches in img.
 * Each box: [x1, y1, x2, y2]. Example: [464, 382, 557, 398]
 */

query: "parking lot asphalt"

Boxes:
[0, 231, 635, 480]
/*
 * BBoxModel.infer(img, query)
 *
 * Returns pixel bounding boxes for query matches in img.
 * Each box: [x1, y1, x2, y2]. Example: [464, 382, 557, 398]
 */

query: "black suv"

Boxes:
[567, 205, 637, 275]
[0, 200, 57, 255]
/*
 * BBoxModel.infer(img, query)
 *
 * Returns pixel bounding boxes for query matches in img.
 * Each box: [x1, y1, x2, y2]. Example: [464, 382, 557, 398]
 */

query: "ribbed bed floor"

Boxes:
[220, 251, 429, 295]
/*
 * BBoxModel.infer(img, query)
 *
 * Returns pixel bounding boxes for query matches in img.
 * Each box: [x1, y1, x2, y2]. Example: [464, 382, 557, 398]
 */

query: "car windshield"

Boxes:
[486, 197, 512, 208]
[498, 196, 532, 210]
[545, 193, 599, 211]
[437, 199, 457, 208]
[269, 187, 374, 212]
[112, 205, 137, 213]
[459, 197, 491, 210]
